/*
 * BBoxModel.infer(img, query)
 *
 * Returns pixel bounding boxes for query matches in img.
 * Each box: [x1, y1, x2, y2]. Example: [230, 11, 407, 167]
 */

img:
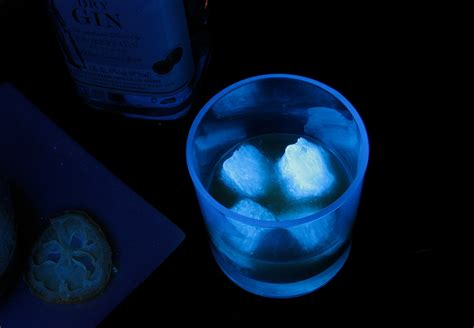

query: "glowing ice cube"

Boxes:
[221, 144, 271, 198]
[277, 137, 335, 200]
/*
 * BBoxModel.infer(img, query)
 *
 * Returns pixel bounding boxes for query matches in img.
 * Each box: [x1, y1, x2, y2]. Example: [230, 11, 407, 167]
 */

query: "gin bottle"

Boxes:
[49, 0, 199, 119]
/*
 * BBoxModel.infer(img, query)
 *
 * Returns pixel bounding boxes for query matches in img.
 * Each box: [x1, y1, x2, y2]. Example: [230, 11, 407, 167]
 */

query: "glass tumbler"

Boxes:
[186, 74, 369, 298]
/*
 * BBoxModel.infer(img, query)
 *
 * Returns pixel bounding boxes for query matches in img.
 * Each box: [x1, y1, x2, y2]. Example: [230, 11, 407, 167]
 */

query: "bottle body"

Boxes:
[50, 0, 195, 119]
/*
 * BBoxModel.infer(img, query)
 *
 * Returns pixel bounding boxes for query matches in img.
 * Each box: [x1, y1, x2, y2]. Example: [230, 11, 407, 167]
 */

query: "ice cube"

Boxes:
[256, 228, 302, 261]
[212, 83, 262, 118]
[277, 137, 335, 200]
[228, 199, 276, 254]
[221, 144, 271, 198]
[304, 107, 358, 152]
[195, 123, 246, 153]
[292, 217, 337, 252]
[279, 207, 337, 252]
[194, 123, 247, 167]
[231, 198, 276, 221]
[278, 205, 321, 221]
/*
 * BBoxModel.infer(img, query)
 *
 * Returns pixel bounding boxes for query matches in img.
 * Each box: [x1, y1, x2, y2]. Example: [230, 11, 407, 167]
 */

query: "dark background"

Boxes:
[0, 1, 457, 326]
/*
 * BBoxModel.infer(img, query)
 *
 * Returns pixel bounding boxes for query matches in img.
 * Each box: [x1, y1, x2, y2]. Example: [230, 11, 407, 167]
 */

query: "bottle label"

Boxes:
[50, 0, 194, 108]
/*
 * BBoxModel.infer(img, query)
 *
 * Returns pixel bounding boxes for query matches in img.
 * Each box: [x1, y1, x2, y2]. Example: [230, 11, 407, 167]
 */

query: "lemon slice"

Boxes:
[26, 211, 112, 303]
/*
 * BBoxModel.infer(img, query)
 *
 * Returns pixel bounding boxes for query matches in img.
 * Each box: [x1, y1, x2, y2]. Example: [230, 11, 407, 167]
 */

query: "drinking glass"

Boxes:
[186, 74, 369, 298]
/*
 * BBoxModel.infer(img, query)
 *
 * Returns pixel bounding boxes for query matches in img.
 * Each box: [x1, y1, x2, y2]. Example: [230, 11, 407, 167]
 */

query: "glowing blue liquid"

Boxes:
[207, 133, 352, 297]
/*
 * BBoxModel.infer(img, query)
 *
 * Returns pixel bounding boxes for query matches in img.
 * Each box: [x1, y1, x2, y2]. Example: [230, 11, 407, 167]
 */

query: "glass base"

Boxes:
[212, 243, 351, 299]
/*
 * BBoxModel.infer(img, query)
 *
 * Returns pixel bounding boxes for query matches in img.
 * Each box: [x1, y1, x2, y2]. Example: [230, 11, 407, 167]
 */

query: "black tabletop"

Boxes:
[1, 1, 450, 326]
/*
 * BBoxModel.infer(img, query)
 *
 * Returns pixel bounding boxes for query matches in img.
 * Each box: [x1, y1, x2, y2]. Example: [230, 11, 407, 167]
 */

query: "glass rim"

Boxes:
[186, 74, 369, 228]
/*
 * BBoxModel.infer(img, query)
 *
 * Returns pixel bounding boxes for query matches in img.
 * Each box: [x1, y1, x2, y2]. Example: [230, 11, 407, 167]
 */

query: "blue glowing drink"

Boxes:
[207, 133, 352, 295]
[186, 74, 369, 298]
